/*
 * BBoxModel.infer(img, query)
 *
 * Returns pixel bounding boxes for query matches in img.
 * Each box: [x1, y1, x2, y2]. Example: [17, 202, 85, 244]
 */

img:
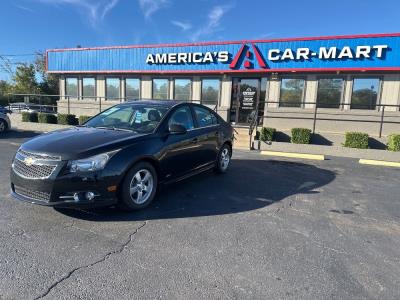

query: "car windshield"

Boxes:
[84, 104, 169, 133]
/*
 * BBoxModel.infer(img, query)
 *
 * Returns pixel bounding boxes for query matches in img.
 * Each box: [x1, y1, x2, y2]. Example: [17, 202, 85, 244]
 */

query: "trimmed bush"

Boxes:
[21, 112, 30, 122]
[387, 134, 400, 152]
[291, 128, 312, 144]
[57, 114, 78, 125]
[260, 127, 276, 142]
[343, 132, 369, 149]
[21, 112, 38, 123]
[38, 113, 57, 124]
[79, 115, 91, 125]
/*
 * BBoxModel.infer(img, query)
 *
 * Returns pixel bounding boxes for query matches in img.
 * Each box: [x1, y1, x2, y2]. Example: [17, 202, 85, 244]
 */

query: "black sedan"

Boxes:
[10, 100, 234, 210]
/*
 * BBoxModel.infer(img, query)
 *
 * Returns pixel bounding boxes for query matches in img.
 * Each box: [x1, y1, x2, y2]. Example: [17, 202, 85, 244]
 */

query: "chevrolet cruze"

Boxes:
[10, 100, 234, 210]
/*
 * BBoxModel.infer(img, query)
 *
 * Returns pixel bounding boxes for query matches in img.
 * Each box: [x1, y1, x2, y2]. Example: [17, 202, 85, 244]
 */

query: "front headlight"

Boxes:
[68, 150, 119, 173]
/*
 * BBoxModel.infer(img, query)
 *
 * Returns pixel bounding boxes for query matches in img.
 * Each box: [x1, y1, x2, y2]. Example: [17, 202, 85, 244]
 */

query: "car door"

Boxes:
[159, 105, 202, 180]
[191, 105, 220, 167]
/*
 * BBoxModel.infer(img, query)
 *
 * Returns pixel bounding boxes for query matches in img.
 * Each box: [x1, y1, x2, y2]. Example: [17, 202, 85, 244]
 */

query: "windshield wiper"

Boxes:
[94, 126, 135, 132]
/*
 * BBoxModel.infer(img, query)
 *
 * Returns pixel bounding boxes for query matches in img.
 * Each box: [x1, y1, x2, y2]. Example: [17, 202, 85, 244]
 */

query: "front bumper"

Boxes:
[10, 162, 119, 208]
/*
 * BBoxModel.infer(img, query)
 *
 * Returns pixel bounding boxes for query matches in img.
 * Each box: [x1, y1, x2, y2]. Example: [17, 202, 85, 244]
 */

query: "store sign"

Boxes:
[47, 34, 400, 73]
[241, 87, 256, 110]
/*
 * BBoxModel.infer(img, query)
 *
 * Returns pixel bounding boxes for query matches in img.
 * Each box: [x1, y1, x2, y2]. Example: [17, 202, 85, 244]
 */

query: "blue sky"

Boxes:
[0, 0, 399, 80]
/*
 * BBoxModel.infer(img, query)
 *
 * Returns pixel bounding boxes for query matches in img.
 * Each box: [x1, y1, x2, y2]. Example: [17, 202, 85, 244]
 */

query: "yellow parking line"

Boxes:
[359, 159, 400, 168]
[261, 151, 325, 161]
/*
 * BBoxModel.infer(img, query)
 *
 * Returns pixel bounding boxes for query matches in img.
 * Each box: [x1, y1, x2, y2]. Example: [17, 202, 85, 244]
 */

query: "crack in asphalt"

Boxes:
[33, 221, 147, 300]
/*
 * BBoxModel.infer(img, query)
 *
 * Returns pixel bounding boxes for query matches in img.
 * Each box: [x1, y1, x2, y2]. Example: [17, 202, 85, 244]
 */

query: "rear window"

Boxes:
[193, 106, 218, 128]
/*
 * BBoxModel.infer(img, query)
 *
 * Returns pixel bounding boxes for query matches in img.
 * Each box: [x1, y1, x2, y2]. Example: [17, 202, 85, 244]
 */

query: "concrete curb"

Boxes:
[359, 159, 400, 168]
[259, 141, 400, 163]
[10, 114, 71, 133]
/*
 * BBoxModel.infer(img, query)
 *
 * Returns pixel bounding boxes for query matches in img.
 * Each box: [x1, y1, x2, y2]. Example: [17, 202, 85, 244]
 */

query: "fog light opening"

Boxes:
[85, 192, 95, 201]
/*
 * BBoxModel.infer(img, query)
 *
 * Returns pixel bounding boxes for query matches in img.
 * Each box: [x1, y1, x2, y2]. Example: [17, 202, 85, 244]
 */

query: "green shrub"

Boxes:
[387, 134, 400, 151]
[291, 128, 312, 144]
[260, 127, 276, 142]
[57, 114, 78, 125]
[343, 132, 369, 149]
[38, 113, 57, 124]
[21, 112, 38, 123]
[79, 115, 91, 125]
[21, 112, 30, 122]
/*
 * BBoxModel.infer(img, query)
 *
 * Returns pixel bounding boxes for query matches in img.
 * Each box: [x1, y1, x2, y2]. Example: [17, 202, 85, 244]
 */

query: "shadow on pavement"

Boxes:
[56, 158, 336, 222]
[0, 129, 40, 140]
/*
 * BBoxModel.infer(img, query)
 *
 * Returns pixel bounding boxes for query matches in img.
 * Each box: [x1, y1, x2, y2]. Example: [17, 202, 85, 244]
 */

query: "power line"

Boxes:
[0, 54, 37, 57]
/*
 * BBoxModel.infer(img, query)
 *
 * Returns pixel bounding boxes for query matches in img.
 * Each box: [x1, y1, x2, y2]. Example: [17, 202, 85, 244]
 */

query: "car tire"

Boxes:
[0, 120, 7, 133]
[214, 144, 231, 174]
[118, 161, 158, 211]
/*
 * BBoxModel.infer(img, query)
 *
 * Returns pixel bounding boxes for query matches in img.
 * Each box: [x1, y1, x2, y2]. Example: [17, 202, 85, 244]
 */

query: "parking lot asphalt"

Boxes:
[0, 130, 400, 300]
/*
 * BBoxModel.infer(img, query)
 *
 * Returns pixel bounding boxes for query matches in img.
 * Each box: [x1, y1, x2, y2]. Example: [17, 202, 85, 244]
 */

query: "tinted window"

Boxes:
[279, 78, 305, 107]
[174, 79, 191, 101]
[351, 78, 380, 110]
[194, 106, 218, 127]
[106, 78, 120, 100]
[153, 79, 169, 99]
[317, 78, 343, 108]
[126, 78, 140, 99]
[82, 78, 96, 98]
[201, 79, 220, 105]
[65, 78, 78, 98]
[168, 106, 194, 130]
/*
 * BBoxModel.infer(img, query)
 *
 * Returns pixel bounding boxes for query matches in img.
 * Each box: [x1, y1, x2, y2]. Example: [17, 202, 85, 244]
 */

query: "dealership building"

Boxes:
[46, 33, 400, 137]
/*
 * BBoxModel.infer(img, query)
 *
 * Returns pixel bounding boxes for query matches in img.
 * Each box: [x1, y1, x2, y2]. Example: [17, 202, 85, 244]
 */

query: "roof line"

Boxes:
[46, 32, 400, 53]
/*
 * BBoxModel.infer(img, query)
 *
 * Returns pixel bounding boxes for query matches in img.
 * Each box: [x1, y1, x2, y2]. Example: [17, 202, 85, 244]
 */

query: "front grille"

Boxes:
[14, 185, 51, 202]
[13, 158, 57, 179]
[18, 149, 61, 161]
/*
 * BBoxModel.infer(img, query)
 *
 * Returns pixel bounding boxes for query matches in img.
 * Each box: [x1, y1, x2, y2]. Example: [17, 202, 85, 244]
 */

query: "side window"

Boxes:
[193, 106, 218, 128]
[168, 106, 194, 130]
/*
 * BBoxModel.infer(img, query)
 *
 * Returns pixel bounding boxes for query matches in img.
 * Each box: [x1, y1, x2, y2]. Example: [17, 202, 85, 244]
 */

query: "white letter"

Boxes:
[146, 54, 155, 64]
[373, 45, 388, 58]
[338, 46, 353, 59]
[296, 48, 310, 60]
[155, 53, 167, 64]
[218, 51, 229, 62]
[281, 48, 295, 60]
[319, 47, 336, 59]
[203, 52, 213, 63]
[355, 46, 371, 58]
[193, 52, 203, 63]
[177, 53, 187, 63]
[268, 49, 280, 61]
[168, 53, 177, 63]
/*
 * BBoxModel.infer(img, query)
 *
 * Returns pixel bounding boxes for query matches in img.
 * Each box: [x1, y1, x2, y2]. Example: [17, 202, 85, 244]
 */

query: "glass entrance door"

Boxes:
[230, 78, 261, 124]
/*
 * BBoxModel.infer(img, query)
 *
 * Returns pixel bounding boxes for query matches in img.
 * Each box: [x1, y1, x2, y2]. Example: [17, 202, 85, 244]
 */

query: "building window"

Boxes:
[82, 78, 96, 99]
[106, 78, 120, 100]
[279, 78, 305, 107]
[351, 78, 380, 110]
[125, 78, 140, 99]
[201, 79, 220, 105]
[174, 79, 192, 101]
[65, 77, 78, 98]
[316, 78, 344, 108]
[152, 79, 169, 99]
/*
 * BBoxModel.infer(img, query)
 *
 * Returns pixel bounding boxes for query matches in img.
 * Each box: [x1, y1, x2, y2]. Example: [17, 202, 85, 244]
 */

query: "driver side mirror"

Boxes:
[168, 123, 187, 135]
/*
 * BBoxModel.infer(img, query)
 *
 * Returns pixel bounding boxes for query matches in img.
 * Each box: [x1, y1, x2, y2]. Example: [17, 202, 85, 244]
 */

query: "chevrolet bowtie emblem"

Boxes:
[24, 157, 35, 166]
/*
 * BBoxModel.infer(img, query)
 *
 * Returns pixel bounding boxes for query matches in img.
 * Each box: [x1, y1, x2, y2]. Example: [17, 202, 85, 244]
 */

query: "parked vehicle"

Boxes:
[10, 100, 234, 210]
[0, 112, 11, 133]
[8, 103, 38, 113]
[0, 106, 12, 114]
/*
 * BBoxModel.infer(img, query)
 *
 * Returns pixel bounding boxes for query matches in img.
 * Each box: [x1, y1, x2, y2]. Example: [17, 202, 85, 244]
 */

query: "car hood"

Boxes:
[20, 127, 147, 160]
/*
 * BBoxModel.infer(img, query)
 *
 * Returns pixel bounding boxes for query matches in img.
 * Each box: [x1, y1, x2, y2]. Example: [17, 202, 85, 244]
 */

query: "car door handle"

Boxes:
[191, 138, 198, 144]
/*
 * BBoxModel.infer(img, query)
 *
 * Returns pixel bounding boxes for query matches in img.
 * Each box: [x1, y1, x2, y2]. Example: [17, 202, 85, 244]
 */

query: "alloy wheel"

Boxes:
[220, 148, 230, 171]
[129, 169, 154, 204]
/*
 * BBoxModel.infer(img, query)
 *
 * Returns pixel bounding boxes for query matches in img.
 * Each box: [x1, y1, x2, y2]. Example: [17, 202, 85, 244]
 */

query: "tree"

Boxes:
[35, 52, 59, 95]
[12, 63, 40, 94]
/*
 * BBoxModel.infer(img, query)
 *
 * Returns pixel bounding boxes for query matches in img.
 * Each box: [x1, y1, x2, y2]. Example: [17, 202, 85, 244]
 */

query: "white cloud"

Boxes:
[138, 0, 168, 20]
[171, 20, 192, 31]
[14, 4, 35, 13]
[191, 4, 234, 41]
[35, 0, 119, 28]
